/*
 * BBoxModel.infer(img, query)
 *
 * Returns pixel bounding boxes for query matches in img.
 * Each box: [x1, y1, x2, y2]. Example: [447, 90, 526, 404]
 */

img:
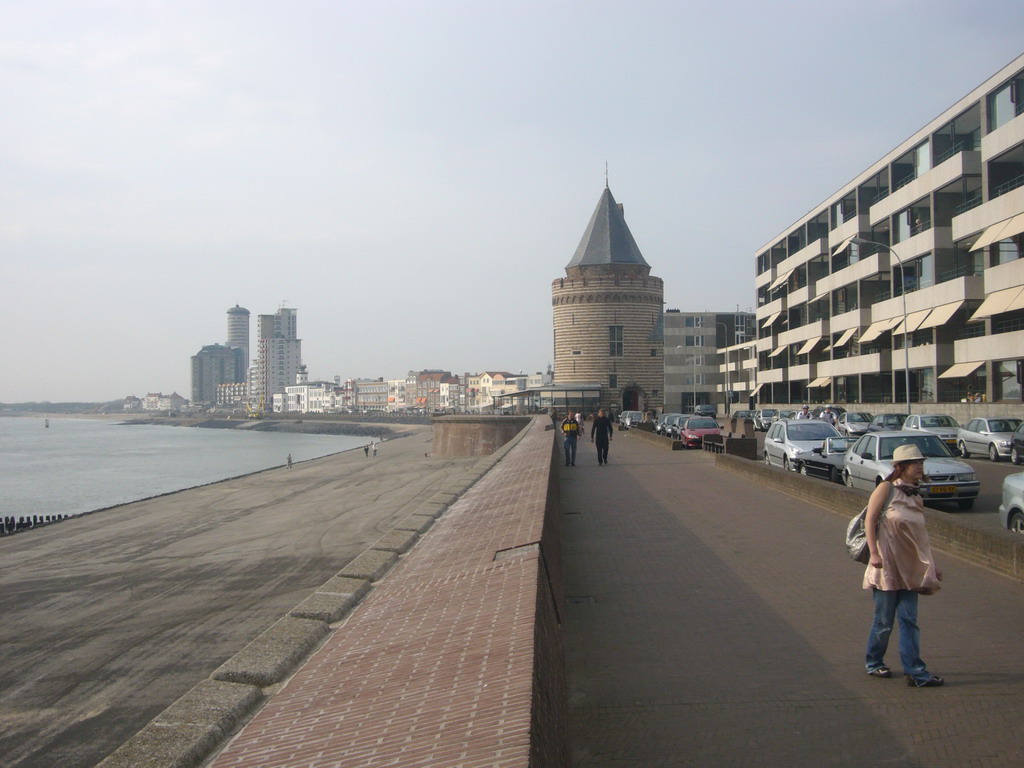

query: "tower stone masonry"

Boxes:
[552, 187, 664, 413]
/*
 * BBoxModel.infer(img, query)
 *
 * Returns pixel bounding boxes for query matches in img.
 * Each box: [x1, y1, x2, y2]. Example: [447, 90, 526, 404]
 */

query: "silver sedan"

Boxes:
[957, 417, 1022, 462]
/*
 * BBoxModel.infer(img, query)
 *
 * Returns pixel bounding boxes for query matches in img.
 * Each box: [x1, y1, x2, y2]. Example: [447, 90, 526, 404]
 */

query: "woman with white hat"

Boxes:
[863, 443, 944, 687]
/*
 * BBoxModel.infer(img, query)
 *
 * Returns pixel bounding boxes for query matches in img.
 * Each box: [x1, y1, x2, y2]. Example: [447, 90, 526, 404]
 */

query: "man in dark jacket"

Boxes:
[591, 408, 613, 465]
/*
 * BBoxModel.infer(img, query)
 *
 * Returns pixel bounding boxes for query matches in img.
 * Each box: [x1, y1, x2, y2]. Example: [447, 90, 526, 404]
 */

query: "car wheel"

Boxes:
[957, 498, 975, 511]
[958, 440, 969, 458]
[763, 452, 771, 466]
[1013, 447, 1023, 466]
[845, 471, 854, 488]
[799, 461, 809, 475]
[829, 466, 841, 484]
[988, 444, 1001, 462]
[783, 456, 791, 472]
[1010, 511, 1024, 534]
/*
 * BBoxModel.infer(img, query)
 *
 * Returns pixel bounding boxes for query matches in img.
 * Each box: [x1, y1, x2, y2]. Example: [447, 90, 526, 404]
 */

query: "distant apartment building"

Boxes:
[217, 381, 248, 409]
[142, 392, 188, 411]
[191, 343, 246, 405]
[253, 307, 302, 409]
[465, 371, 515, 411]
[386, 379, 408, 412]
[226, 304, 250, 368]
[664, 310, 756, 412]
[411, 370, 461, 412]
[754, 54, 1024, 408]
[354, 379, 388, 411]
[122, 395, 142, 411]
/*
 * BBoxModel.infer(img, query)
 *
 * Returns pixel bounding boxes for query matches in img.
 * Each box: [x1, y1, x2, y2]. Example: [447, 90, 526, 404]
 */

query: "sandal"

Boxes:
[905, 674, 944, 687]
[867, 666, 892, 678]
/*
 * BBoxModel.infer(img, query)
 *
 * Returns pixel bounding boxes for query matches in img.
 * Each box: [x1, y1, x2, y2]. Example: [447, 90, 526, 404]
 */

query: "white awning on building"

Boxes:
[892, 309, 932, 335]
[768, 269, 794, 291]
[807, 377, 832, 388]
[760, 311, 781, 329]
[969, 286, 1024, 321]
[750, 383, 765, 396]
[970, 213, 1024, 251]
[938, 361, 986, 379]
[796, 337, 822, 355]
[769, 345, 787, 358]
[918, 301, 963, 330]
[831, 327, 858, 349]
[858, 317, 901, 343]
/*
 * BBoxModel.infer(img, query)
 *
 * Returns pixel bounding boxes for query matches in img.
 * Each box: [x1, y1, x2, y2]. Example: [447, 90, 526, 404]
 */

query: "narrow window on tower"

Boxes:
[609, 374, 618, 388]
[609, 325, 624, 357]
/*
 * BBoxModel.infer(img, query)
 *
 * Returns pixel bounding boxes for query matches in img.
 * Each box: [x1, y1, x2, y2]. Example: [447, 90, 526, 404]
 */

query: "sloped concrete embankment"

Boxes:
[715, 453, 1024, 580]
[98, 415, 567, 768]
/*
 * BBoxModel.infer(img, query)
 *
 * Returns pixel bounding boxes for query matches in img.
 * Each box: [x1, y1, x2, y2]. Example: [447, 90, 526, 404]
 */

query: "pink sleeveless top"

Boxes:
[862, 482, 941, 594]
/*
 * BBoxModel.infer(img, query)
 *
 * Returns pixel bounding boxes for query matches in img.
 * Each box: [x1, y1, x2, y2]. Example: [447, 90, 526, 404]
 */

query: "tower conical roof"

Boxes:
[566, 187, 649, 269]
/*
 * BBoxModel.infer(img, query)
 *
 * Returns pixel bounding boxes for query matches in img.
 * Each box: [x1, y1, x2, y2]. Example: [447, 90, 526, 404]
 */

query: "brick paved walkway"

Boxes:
[562, 434, 1024, 767]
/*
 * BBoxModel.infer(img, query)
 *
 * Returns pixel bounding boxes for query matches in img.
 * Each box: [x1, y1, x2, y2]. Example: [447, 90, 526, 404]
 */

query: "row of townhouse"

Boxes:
[747, 53, 1024, 413]
[268, 370, 553, 415]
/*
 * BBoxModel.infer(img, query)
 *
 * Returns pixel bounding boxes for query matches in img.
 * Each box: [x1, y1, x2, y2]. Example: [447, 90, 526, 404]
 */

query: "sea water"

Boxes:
[0, 417, 367, 519]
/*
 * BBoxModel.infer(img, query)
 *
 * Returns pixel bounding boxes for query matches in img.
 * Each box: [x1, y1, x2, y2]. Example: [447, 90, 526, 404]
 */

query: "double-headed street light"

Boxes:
[836, 236, 911, 415]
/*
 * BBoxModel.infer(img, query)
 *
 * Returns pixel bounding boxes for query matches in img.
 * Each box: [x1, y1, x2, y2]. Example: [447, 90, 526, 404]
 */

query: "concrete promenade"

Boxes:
[0, 427, 487, 768]
[562, 432, 1024, 767]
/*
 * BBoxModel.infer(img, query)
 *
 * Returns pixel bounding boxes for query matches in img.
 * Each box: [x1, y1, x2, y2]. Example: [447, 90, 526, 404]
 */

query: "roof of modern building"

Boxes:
[566, 186, 649, 269]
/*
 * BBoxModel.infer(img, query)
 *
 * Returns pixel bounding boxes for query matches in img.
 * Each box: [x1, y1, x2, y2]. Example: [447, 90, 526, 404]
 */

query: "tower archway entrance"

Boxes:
[621, 388, 640, 411]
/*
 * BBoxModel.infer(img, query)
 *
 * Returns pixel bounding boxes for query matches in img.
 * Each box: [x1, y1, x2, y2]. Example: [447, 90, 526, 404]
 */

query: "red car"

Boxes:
[677, 416, 721, 449]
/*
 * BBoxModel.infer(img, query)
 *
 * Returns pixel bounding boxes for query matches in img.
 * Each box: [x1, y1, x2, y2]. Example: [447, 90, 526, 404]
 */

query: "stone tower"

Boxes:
[552, 187, 664, 413]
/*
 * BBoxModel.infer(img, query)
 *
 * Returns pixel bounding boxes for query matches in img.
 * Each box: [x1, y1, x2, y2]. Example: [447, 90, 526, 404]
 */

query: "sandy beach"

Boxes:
[0, 425, 484, 768]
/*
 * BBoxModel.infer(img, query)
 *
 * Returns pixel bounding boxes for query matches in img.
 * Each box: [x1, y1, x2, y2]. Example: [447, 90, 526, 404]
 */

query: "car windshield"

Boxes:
[878, 435, 952, 460]
[877, 415, 905, 427]
[920, 415, 959, 428]
[847, 412, 870, 423]
[761, 409, 777, 417]
[827, 437, 851, 452]
[787, 422, 838, 440]
[989, 419, 1021, 432]
[686, 418, 718, 429]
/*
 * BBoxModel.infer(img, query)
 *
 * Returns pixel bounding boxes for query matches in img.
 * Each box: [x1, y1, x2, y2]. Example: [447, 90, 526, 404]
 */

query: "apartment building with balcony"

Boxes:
[664, 310, 756, 413]
[754, 53, 1024, 410]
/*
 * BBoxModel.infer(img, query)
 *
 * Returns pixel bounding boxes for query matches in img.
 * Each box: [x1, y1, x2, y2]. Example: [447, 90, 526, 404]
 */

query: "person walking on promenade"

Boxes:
[286, 453, 293, 469]
[372, 442, 378, 457]
[363, 444, 370, 458]
[575, 411, 585, 437]
[561, 412, 580, 466]
[591, 408, 613, 465]
[863, 443, 944, 687]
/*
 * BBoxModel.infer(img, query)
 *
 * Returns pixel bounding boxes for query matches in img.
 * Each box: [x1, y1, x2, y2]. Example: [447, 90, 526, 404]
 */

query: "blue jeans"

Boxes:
[866, 588, 929, 680]
[563, 436, 577, 465]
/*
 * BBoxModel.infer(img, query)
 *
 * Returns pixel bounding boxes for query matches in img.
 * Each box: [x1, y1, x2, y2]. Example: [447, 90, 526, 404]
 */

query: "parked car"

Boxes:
[763, 419, 841, 472]
[800, 436, 852, 484]
[998, 471, 1024, 533]
[677, 416, 721, 448]
[752, 408, 778, 431]
[618, 410, 643, 429]
[664, 413, 691, 438]
[837, 411, 873, 437]
[1013, 423, 1024, 465]
[731, 409, 753, 421]
[903, 413, 961, 452]
[956, 417, 1022, 461]
[867, 413, 909, 432]
[694, 404, 717, 419]
[843, 431, 979, 509]
[656, 413, 685, 436]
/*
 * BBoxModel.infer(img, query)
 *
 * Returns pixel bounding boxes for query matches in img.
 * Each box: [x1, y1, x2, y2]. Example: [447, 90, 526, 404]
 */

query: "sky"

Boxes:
[3, 1, 1023, 402]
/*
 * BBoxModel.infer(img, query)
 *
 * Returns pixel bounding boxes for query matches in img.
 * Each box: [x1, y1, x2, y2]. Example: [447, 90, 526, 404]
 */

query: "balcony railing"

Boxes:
[934, 137, 979, 166]
[993, 172, 1024, 198]
[937, 263, 977, 283]
[994, 316, 1024, 334]
[953, 196, 983, 216]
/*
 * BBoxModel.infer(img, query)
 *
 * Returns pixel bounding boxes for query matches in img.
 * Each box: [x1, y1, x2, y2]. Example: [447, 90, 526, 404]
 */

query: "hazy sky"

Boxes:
[3, 1, 1023, 402]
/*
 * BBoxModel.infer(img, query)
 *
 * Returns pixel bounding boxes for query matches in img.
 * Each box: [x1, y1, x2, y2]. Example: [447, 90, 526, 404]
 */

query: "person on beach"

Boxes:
[286, 453, 292, 469]
[363, 444, 369, 457]
[560, 412, 580, 466]
[591, 408, 613, 465]
[372, 442, 378, 457]
[863, 443, 944, 687]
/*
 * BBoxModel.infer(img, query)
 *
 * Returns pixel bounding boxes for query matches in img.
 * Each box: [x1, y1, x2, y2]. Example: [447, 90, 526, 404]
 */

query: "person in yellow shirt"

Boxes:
[561, 412, 581, 466]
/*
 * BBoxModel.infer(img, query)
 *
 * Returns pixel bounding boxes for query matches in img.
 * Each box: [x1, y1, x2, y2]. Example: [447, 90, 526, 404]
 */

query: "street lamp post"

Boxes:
[838, 236, 912, 415]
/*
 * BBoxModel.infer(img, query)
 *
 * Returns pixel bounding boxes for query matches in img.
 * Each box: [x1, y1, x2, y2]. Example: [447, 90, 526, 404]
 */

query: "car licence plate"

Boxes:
[929, 485, 956, 495]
